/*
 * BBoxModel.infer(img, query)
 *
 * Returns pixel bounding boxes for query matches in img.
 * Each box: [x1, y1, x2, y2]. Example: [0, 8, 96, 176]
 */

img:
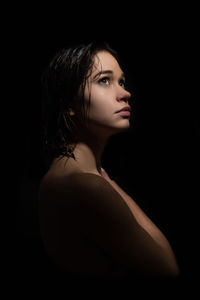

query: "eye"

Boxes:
[119, 79, 126, 88]
[98, 76, 110, 85]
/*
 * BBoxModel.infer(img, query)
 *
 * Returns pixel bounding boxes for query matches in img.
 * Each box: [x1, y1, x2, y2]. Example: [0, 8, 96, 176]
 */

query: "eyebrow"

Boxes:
[93, 70, 125, 80]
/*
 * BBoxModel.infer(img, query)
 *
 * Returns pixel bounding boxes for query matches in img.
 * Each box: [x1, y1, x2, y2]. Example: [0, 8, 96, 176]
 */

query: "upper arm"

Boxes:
[59, 173, 176, 276]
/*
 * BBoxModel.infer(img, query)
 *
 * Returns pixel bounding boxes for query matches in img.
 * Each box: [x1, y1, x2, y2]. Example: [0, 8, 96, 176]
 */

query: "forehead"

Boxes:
[92, 51, 122, 74]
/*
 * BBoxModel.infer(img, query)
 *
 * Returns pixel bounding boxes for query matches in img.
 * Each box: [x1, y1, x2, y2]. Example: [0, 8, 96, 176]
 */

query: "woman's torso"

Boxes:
[39, 157, 126, 278]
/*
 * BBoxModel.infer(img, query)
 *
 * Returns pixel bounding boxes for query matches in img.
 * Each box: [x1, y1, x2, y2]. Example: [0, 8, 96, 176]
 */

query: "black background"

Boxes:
[5, 3, 199, 296]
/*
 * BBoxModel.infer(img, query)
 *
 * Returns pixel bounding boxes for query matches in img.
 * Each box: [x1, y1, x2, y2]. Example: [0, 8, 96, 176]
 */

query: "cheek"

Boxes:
[88, 89, 113, 119]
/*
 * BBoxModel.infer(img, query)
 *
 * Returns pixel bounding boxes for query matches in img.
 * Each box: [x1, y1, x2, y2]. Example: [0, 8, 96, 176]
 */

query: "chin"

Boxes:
[112, 121, 130, 133]
[117, 118, 130, 127]
[89, 119, 130, 136]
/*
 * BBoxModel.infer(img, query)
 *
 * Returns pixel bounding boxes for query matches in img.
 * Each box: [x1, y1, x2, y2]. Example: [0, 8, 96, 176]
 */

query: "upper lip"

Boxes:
[116, 106, 131, 113]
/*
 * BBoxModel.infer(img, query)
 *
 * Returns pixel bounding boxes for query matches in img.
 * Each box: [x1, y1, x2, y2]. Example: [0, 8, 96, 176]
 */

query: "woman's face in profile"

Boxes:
[84, 51, 132, 136]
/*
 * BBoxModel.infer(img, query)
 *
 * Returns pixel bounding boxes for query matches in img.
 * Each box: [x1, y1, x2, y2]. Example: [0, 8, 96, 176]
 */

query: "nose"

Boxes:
[116, 87, 131, 103]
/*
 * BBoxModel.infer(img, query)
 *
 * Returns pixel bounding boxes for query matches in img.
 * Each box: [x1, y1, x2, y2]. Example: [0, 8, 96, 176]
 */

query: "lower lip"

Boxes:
[117, 111, 131, 116]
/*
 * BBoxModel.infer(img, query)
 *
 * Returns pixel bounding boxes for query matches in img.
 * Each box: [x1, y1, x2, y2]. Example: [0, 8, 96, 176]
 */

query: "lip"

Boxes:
[117, 110, 131, 116]
[116, 106, 131, 116]
[116, 106, 131, 113]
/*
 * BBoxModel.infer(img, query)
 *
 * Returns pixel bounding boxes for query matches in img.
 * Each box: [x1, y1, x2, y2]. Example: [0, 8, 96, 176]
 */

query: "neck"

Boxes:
[73, 127, 111, 175]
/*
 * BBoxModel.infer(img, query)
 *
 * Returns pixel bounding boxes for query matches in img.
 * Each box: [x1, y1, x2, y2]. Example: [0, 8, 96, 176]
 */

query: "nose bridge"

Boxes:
[116, 84, 131, 102]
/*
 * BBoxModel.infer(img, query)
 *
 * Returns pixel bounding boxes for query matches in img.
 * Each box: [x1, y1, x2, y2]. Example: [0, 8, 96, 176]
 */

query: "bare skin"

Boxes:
[40, 158, 179, 276]
[39, 51, 180, 278]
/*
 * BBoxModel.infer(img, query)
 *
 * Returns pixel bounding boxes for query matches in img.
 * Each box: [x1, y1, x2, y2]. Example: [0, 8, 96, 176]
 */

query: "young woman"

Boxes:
[39, 42, 180, 280]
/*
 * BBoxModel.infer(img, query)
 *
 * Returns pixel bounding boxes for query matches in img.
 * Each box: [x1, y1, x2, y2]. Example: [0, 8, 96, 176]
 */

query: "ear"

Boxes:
[68, 107, 75, 116]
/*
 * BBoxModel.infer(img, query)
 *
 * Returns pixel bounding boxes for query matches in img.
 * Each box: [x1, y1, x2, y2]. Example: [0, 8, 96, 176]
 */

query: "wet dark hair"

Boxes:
[41, 41, 119, 166]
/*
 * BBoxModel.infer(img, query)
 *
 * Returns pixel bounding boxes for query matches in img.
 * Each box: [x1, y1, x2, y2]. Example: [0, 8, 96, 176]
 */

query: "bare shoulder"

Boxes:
[39, 171, 119, 204]
[65, 172, 113, 191]
[40, 171, 108, 191]
[64, 172, 126, 201]
[39, 171, 131, 234]
[39, 171, 179, 276]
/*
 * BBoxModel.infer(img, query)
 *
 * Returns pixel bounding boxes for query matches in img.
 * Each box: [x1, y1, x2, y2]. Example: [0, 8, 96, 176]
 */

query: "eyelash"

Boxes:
[98, 76, 126, 88]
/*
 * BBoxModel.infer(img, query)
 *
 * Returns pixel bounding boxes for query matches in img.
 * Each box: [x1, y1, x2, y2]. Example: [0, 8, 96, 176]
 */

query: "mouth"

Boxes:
[115, 106, 131, 116]
[116, 106, 131, 113]
[116, 110, 131, 117]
